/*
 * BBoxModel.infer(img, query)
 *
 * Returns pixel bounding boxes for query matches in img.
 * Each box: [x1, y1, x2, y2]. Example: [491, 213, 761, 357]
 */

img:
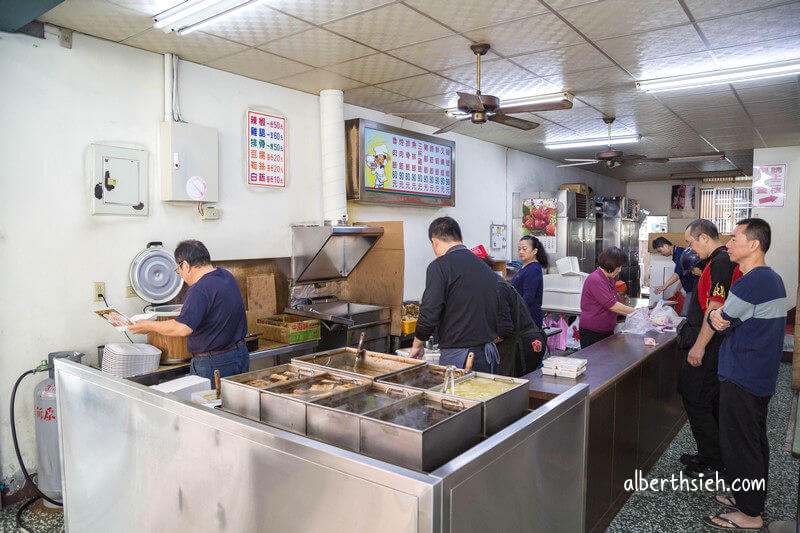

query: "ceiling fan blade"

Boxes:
[457, 91, 484, 112]
[487, 113, 539, 130]
[387, 111, 446, 116]
[564, 158, 599, 162]
[558, 161, 598, 167]
[433, 117, 471, 135]
[495, 99, 573, 114]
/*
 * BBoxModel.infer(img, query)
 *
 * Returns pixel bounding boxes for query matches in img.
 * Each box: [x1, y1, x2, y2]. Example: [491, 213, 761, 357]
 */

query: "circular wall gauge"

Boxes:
[186, 175, 207, 201]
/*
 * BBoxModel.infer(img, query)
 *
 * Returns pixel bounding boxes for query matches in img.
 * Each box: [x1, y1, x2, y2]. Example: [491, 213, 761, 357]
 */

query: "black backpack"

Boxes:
[497, 280, 547, 377]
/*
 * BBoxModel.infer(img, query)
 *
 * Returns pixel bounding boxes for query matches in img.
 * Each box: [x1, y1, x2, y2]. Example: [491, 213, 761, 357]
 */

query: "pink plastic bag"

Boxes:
[545, 315, 568, 352]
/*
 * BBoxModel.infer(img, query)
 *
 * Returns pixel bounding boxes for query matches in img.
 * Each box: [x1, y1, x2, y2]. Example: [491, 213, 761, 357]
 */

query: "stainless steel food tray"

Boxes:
[377, 364, 472, 391]
[443, 372, 530, 436]
[306, 382, 418, 452]
[292, 347, 425, 381]
[359, 391, 482, 472]
[259, 373, 370, 434]
[220, 364, 322, 420]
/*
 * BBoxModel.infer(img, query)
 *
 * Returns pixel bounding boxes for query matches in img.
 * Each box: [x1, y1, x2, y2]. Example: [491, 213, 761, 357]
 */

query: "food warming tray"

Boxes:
[359, 391, 482, 472]
[306, 382, 417, 452]
[443, 372, 530, 436]
[259, 373, 370, 434]
[292, 347, 425, 380]
[377, 364, 472, 391]
[220, 364, 323, 420]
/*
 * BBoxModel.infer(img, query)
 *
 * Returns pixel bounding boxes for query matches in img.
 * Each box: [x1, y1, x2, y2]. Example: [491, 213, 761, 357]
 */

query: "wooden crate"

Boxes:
[256, 314, 321, 344]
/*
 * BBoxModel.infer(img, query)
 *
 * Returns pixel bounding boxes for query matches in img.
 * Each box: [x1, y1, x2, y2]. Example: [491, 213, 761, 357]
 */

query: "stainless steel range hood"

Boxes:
[291, 224, 384, 284]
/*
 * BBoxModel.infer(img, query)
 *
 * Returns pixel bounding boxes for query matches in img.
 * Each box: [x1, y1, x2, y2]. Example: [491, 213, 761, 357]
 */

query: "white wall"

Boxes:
[626, 179, 700, 232]
[0, 29, 623, 482]
[752, 146, 799, 310]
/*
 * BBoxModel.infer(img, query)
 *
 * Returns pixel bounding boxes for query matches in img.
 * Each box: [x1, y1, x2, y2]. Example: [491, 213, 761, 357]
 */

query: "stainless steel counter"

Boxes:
[55, 359, 589, 532]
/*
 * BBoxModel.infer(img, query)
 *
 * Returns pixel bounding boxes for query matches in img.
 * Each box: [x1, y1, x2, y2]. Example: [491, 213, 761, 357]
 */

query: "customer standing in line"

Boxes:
[652, 236, 701, 316]
[702, 219, 786, 532]
[578, 246, 636, 348]
[677, 219, 741, 479]
[409, 216, 501, 373]
[512, 235, 549, 328]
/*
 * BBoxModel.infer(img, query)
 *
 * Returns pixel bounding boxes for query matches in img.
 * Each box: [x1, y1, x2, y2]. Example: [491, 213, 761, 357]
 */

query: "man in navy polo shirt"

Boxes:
[703, 218, 786, 531]
[131, 240, 248, 386]
[652, 236, 701, 316]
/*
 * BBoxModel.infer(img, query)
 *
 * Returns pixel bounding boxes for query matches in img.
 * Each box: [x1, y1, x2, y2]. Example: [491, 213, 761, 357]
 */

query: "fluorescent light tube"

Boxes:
[153, 0, 226, 29]
[668, 152, 725, 162]
[636, 60, 800, 93]
[179, 0, 262, 35]
[545, 135, 641, 150]
[501, 92, 574, 107]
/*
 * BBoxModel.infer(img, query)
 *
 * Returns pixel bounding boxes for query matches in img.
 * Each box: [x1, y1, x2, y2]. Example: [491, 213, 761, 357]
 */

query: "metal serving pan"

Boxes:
[292, 347, 425, 381]
[443, 372, 530, 436]
[377, 364, 472, 391]
[359, 391, 482, 472]
[259, 373, 370, 434]
[306, 382, 418, 452]
[220, 364, 322, 420]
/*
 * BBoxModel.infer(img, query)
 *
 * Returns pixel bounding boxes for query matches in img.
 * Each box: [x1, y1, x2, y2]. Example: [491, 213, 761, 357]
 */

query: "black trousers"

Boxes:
[677, 337, 723, 469]
[579, 327, 613, 349]
[719, 380, 770, 517]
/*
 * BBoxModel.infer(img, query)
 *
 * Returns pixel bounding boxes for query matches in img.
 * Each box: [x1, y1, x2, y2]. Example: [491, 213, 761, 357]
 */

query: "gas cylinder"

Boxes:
[33, 351, 83, 507]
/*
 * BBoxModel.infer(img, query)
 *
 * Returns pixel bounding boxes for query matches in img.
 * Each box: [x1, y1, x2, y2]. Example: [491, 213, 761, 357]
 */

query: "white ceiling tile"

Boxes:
[38, 0, 152, 42]
[323, 4, 452, 50]
[697, 3, 800, 49]
[327, 53, 426, 84]
[403, 0, 548, 32]
[559, 0, 690, 40]
[683, 0, 789, 20]
[259, 28, 374, 67]
[107, 0, 184, 16]
[419, 94, 461, 108]
[271, 69, 365, 94]
[710, 34, 800, 69]
[596, 24, 707, 71]
[199, 4, 312, 47]
[389, 35, 498, 72]
[734, 80, 800, 103]
[656, 86, 739, 111]
[205, 48, 312, 81]
[373, 98, 444, 115]
[438, 59, 535, 90]
[264, 0, 395, 25]
[629, 50, 719, 80]
[681, 105, 753, 130]
[121, 28, 248, 63]
[511, 43, 612, 76]
[376, 73, 471, 98]
[543, 0, 605, 10]
[543, 65, 633, 92]
[463, 13, 584, 56]
[343, 86, 408, 107]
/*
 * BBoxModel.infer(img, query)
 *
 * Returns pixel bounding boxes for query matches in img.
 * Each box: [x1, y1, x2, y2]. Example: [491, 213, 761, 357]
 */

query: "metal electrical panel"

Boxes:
[91, 144, 148, 216]
[159, 121, 219, 202]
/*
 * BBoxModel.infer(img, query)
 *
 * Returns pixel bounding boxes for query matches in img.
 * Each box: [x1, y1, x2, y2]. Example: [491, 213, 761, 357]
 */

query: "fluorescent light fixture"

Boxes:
[671, 170, 746, 180]
[445, 92, 573, 117]
[544, 134, 641, 150]
[636, 60, 800, 93]
[667, 152, 725, 162]
[154, 0, 262, 34]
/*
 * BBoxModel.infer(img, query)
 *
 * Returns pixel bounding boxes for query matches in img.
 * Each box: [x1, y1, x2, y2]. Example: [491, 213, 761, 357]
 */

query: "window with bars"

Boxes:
[700, 187, 752, 233]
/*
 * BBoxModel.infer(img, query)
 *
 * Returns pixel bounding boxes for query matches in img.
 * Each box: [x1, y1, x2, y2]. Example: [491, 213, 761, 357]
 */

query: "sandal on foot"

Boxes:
[715, 495, 739, 511]
[702, 513, 763, 531]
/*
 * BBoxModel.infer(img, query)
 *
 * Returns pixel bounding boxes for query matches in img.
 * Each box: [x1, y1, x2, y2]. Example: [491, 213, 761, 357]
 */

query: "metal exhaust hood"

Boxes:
[291, 224, 384, 284]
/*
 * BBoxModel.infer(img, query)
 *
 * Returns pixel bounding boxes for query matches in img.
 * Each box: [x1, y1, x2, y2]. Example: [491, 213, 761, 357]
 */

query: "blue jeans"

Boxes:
[190, 344, 249, 388]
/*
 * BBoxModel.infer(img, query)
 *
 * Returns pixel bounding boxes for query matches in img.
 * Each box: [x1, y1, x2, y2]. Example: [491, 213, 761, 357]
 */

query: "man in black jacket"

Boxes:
[409, 217, 501, 373]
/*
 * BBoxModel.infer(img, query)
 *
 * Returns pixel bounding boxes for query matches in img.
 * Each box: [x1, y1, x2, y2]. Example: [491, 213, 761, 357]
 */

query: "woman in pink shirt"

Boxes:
[579, 247, 636, 348]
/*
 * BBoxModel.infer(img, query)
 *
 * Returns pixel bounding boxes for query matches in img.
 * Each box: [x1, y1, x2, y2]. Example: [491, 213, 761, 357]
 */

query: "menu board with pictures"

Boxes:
[345, 119, 455, 207]
[246, 109, 286, 188]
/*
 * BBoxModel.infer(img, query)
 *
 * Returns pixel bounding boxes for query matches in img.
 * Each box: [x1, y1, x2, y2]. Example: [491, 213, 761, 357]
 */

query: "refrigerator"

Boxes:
[598, 196, 644, 298]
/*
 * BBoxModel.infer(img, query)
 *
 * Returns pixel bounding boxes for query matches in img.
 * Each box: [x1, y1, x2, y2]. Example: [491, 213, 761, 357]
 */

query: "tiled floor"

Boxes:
[609, 362, 799, 532]
[0, 498, 64, 532]
[2, 364, 796, 532]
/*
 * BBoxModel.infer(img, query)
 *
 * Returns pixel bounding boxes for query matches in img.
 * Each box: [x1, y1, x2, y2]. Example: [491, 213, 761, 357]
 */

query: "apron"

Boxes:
[439, 343, 500, 374]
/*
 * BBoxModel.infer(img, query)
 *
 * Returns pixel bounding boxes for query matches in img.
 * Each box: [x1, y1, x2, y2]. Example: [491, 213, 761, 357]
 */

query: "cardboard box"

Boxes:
[246, 273, 277, 315]
[256, 314, 321, 344]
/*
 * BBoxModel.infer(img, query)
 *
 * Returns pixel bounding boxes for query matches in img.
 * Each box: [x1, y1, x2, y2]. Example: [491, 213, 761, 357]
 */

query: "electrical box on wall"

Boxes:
[160, 121, 219, 202]
[91, 144, 148, 216]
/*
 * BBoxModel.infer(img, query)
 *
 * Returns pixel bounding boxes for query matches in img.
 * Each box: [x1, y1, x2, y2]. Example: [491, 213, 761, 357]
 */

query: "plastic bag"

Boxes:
[620, 307, 651, 335]
[565, 317, 581, 350]
[649, 301, 683, 328]
[544, 315, 568, 352]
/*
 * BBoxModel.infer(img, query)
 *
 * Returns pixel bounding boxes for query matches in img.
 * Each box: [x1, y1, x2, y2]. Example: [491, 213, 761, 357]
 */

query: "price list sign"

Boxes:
[246, 109, 286, 188]
[363, 127, 452, 198]
[752, 164, 786, 208]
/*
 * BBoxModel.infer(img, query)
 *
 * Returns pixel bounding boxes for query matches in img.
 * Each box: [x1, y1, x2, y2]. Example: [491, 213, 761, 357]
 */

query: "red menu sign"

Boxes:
[246, 109, 286, 188]
[752, 164, 786, 208]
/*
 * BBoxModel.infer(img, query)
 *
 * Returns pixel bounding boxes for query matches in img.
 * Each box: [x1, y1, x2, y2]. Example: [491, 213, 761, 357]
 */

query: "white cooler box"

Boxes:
[102, 343, 162, 378]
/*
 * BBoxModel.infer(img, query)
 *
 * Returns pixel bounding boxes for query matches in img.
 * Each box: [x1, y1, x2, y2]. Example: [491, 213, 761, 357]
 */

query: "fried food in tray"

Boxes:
[243, 369, 303, 389]
[270, 375, 360, 402]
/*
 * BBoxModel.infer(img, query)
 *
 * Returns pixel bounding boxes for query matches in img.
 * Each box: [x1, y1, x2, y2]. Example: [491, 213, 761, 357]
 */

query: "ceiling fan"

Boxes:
[389, 43, 574, 135]
[557, 117, 726, 168]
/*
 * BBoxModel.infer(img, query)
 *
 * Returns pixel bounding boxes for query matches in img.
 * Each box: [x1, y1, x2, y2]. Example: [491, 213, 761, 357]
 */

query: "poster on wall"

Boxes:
[670, 184, 696, 218]
[246, 109, 286, 188]
[522, 198, 557, 254]
[490, 224, 507, 250]
[363, 127, 452, 198]
[752, 164, 786, 207]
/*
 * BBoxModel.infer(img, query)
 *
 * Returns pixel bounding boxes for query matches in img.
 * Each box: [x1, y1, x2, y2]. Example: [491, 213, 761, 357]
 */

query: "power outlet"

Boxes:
[125, 286, 138, 298]
[93, 282, 106, 302]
